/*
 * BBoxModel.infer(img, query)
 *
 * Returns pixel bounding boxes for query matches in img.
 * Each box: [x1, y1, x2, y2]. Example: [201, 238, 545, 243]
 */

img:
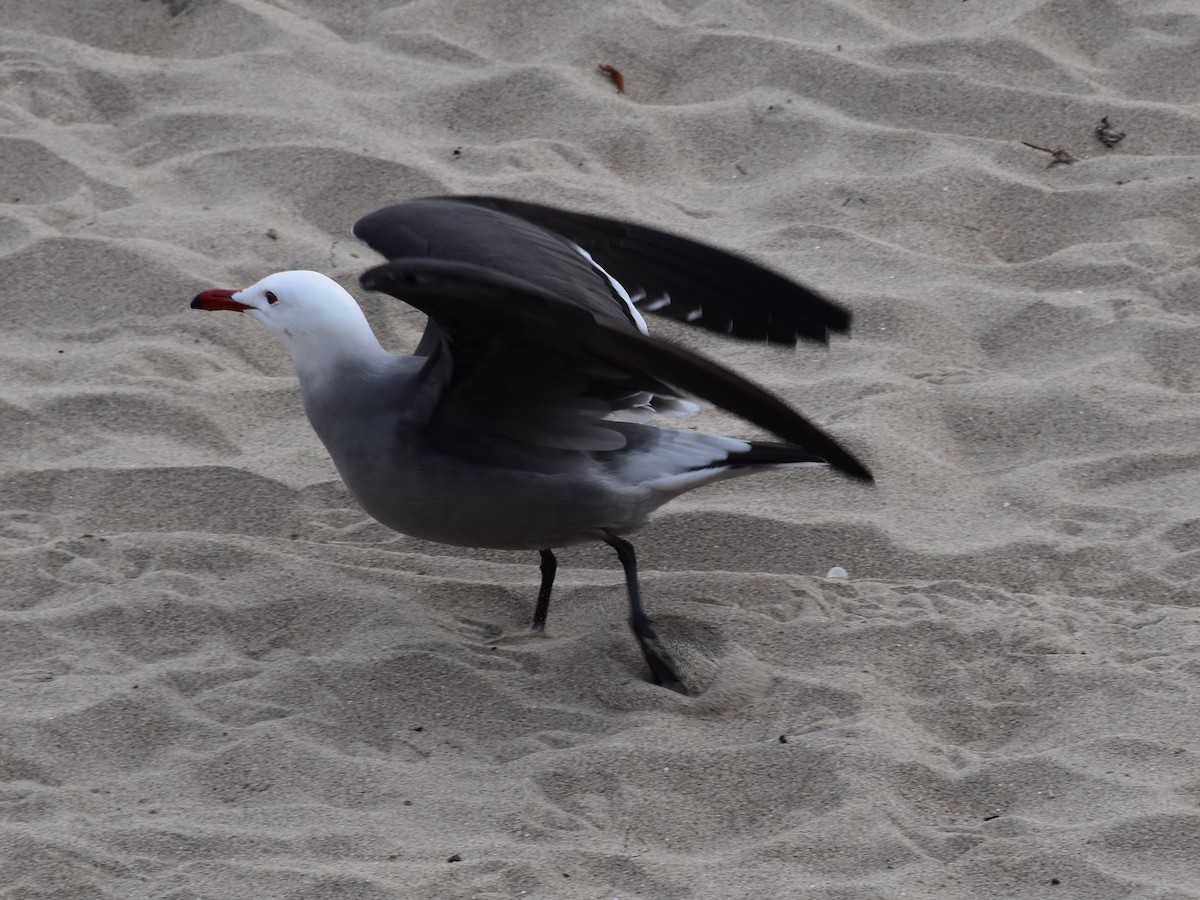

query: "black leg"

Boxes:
[601, 532, 683, 690]
[531, 548, 556, 631]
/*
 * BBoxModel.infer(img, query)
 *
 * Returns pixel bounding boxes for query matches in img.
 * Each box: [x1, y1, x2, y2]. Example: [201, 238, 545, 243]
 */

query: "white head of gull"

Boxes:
[198, 270, 390, 383]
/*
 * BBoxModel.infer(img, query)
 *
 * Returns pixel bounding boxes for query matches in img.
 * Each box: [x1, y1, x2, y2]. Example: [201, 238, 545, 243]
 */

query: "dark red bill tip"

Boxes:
[191, 288, 251, 312]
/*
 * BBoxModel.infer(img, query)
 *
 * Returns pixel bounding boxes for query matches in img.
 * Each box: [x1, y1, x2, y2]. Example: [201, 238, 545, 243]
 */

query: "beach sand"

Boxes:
[3, 1, 1199, 896]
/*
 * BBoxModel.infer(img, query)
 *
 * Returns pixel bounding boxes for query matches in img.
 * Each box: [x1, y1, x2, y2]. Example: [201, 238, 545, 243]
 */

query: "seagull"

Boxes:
[191, 196, 872, 691]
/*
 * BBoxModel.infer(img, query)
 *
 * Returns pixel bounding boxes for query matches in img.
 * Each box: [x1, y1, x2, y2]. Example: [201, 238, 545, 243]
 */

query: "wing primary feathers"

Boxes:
[438, 195, 853, 346]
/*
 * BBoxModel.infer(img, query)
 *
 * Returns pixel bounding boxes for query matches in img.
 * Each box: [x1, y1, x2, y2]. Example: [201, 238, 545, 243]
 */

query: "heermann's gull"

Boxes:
[192, 196, 872, 691]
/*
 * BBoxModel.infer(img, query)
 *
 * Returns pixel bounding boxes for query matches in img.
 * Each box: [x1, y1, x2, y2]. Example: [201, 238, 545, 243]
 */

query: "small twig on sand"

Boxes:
[1021, 141, 1079, 167]
[598, 63, 625, 94]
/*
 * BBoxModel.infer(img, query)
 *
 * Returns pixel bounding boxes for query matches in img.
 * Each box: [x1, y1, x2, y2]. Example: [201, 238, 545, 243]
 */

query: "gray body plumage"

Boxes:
[301, 354, 760, 550]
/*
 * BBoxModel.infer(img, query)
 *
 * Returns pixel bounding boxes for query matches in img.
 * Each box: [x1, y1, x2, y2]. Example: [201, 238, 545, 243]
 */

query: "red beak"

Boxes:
[191, 288, 251, 312]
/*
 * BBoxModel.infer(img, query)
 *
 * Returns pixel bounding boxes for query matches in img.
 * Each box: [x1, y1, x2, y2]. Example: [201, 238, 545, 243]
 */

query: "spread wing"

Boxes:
[354, 199, 646, 334]
[434, 195, 853, 346]
[357, 254, 872, 481]
[353, 200, 703, 450]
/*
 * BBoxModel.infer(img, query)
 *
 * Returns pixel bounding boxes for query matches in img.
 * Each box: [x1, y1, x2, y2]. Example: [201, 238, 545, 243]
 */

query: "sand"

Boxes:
[3, 1, 1200, 897]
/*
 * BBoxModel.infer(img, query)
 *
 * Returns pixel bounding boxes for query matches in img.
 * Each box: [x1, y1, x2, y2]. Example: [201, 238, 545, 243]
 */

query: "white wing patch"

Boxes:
[566, 243, 707, 423]
[615, 431, 750, 484]
[568, 242, 649, 335]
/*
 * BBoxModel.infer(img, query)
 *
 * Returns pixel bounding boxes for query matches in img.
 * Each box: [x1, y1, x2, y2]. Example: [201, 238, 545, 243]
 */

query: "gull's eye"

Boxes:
[265, 291, 279, 305]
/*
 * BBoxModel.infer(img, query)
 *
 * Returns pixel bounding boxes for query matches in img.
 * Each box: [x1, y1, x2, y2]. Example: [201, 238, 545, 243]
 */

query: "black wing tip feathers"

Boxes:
[801, 442, 874, 484]
[722, 435, 873, 483]
[837, 455, 874, 484]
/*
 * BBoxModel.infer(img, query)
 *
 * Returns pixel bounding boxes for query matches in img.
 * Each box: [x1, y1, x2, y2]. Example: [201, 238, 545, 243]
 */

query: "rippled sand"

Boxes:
[3, 2, 1199, 896]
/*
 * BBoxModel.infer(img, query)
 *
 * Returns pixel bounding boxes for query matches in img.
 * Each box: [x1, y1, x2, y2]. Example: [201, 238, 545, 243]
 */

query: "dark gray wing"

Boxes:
[360, 258, 872, 482]
[354, 201, 694, 447]
[353, 199, 645, 333]
[427, 195, 852, 346]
